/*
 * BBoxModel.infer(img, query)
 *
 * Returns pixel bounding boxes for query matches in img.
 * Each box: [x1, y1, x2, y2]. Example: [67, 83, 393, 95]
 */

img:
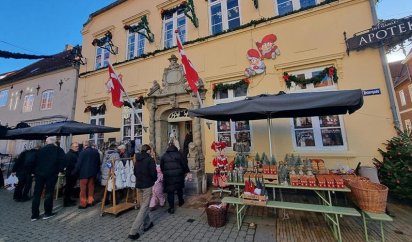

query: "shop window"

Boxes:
[95, 45, 110, 69]
[0, 90, 9, 107]
[22, 94, 34, 113]
[122, 106, 143, 144]
[40, 90, 54, 110]
[214, 82, 251, 148]
[90, 112, 105, 149]
[399, 90, 406, 106]
[274, 0, 317, 16]
[289, 66, 347, 151]
[209, 0, 240, 35]
[163, 8, 186, 48]
[127, 27, 145, 60]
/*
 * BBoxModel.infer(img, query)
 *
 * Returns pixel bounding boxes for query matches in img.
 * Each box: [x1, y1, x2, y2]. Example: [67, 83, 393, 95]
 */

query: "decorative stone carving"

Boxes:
[187, 142, 199, 170]
[147, 80, 161, 96]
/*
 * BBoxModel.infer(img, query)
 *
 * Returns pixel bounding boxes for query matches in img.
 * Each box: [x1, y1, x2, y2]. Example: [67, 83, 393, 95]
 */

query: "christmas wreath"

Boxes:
[84, 103, 106, 115]
[212, 78, 250, 99]
[283, 66, 338, 89]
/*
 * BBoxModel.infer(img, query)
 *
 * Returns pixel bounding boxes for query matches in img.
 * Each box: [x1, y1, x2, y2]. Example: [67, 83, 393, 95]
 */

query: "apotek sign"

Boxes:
[346, 16, 412, 52]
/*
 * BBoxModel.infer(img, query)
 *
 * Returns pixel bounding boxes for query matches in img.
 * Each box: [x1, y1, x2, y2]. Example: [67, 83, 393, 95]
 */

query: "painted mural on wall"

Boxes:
[244, 34, 281, 78]
[256, 34, 280, 59]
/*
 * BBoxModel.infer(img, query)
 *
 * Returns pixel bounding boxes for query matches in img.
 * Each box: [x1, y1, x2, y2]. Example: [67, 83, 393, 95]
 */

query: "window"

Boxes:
[408, 85, 412, 102]
[209, 0, 240, 35]
[90, 112, 105, 149]
[122, 106, 143, 144]
[289, 67, 346, 151]
[127, 27, 145, 60]
[22, 94, 34, 112]
[40, 90, 54, 110]
[274, 0, 317, 16]
[399, 90, 406, 106]
[163, 8, 186, 48]
[95, 45, 110, 69]
[0, 90, 9, 107]
[405, 119, 412, 133]
[214, 82, 251, 148]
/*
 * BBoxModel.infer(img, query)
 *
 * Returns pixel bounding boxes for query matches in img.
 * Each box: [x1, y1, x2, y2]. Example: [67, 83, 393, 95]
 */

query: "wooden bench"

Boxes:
[361, 211, 393, 242]
[222, 197, 360, 242]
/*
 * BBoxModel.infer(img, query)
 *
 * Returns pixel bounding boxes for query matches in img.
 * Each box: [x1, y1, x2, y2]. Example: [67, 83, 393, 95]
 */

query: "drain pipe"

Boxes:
[369, 0, 401, 129]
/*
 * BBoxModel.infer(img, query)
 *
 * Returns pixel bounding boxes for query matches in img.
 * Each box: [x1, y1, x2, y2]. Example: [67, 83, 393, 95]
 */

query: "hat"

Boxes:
[261, 34, 277, 44]
[247, 49, 260, 59]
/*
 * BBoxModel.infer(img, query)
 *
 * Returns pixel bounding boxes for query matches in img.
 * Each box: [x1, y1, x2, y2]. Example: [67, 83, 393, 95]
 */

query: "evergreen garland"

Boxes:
[283, 66, 338, 89]
[212, 79, 250, 99]
[0, 50, 52, 60]
[373, 128, 412, 201]
[80, 0, 339, 77]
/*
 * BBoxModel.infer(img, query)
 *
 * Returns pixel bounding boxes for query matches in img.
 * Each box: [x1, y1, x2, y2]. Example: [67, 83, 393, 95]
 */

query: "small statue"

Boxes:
[148, 80, 161, 96]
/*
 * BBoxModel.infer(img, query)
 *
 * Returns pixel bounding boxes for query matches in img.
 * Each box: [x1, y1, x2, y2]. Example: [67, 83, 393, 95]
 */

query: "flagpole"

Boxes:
[108, 62, 144, 130]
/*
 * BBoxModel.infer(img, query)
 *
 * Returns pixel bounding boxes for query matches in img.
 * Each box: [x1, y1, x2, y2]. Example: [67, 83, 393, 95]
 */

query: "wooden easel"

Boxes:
[100, 157, 139, 217]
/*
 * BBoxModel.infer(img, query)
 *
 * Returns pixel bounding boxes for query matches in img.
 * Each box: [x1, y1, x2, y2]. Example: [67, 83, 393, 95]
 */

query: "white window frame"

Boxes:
[22, 94, 35, 113]
[40, 90, 54, 110]
[0, 89, 9, 107]
[126, 27, 146, 60]
[213, 82, 252, 149]
[89, 112, 105, 149]
[163, 9, 187, 48]
[121, 106, 143, 144]
[405, 119, 412, 133]
[208, 0, 241, 35]
[408, 84, 412, 102]
[288, 66, 347, 152]
[95, 45, 110, 69]
[399, 90, 406, 106]
[274, 0, 320, 16]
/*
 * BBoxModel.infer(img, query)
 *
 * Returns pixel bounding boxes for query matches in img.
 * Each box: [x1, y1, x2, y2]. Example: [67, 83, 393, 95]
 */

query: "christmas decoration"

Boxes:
[212, 79, 250, 99]
[252, 0, 259, 9]
[211, 141, 229, 188]
[373, 128, 412, 201]
[283, 66, 338, 89]
[83, 103, 106, 115]
[256, 34, 280, 59]
[123, 96, 145, 109]
[0, 50, 52, 60]
[182, 0, 199, 28]
[124, 15, 154, 43]
[244, 49, 266, 77]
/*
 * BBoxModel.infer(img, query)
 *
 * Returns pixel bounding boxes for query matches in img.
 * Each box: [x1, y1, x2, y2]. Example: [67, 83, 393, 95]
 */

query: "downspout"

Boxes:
[369, 0, 401, 129]
[67, 65, 80, 148]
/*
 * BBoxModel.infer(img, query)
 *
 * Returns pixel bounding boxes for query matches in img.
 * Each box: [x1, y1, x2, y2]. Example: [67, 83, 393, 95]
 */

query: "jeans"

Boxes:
[32, 175, 57, 217]
[129, 187, 153, 235]
[167, 188, 183, 209]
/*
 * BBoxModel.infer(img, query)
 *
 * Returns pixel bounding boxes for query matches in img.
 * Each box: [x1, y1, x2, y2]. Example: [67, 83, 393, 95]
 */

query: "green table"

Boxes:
[362, 211, 393, 242]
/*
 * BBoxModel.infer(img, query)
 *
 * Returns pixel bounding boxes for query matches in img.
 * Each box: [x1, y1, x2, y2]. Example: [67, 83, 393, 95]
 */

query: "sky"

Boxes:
[0, 0, 411, 74]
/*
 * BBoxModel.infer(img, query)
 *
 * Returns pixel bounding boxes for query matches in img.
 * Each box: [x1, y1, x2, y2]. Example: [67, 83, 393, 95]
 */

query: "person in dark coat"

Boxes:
[12, 147, 38, 202]
[73, 140, 100, 209]
[31, 137, 66, 221]
[128, 144, 157, 240]
[160, 143, 190, 214]
[63, 142, 79, 207]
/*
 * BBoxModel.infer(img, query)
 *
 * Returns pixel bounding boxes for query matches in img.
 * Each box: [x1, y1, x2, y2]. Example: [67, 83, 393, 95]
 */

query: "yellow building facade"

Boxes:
[75, 0, 396, 191]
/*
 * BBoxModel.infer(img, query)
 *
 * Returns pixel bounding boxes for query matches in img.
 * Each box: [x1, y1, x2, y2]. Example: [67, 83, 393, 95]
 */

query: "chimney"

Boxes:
[65, 44, 73, 51]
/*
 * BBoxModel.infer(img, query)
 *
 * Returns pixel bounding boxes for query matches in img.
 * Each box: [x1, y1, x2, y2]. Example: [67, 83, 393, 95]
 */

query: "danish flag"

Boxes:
[175, 29, 199, 93]
[106, 63, 125, 108]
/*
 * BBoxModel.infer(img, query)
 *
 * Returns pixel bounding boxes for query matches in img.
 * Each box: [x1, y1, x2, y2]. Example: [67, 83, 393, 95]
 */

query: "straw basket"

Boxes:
[205, 202, 228, 228]
[350, 180, 388, 213]
[341, 175, 369, 201]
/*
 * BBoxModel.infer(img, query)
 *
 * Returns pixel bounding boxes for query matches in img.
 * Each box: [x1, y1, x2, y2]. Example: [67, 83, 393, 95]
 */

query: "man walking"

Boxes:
[63, 142, 79, 207]
[31, 137, 66, 221]
[12, 146, 37, 202]
[73, 141, 100, 209]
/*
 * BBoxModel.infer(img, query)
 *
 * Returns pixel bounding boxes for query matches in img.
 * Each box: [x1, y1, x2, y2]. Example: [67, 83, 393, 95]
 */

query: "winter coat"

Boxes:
[34, 144, 66, 177]
[160, 145, 190, 193]
[134, 151, 157, 189]
[101, 149, 120, 186]
[73, 147, 100, 179]
[13, 149, 36, 176]
[65, 149, 79, 176]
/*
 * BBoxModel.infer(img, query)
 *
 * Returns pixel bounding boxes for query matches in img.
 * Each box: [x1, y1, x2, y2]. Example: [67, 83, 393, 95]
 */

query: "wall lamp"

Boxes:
[92, 31, 118, 55]
[206, 121, 213, 130]
[36, 85, 40, 95]
[143, 126, 148, 133]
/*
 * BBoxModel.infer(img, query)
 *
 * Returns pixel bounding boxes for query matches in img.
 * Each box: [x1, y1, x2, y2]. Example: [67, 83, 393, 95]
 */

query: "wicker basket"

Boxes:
[341, 175, 369, 201]
[205, 202, 228, 228]
[350, 180, 388, 213]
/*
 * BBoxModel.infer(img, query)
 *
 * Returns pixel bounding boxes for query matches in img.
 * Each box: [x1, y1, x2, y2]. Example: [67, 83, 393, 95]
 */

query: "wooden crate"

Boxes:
[242, 193, 267, 206]
[263, 174, 279, 184]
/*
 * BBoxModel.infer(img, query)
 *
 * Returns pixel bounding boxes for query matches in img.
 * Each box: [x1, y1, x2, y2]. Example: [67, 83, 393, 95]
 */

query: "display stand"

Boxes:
[100, 157, 137, 217]
[211, 141, 231, 198]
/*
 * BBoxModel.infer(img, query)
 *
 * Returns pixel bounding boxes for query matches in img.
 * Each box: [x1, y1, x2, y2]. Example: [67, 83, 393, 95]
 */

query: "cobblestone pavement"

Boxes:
[0, 189, 255, 242]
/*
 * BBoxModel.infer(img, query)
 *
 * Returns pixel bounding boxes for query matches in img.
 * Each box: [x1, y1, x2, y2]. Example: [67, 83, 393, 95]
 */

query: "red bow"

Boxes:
[328, 67, 335, 77]
[283, 73, 289, 81]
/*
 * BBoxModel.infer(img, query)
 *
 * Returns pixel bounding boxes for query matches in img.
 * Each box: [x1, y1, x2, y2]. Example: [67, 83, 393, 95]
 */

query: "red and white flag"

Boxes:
[175, 29, 199, 93]
[106, 63, 125, 108]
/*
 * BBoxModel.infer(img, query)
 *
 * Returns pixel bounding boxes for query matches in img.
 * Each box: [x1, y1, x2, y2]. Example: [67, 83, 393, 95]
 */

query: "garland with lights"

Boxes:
[212, 79, 250, 99]
[123, 96, 145, 109]
[84, 103, 106, 115]
[0, 50, 52, 60]
[283, 66, 338, 89]
[80, 0, 338, 76]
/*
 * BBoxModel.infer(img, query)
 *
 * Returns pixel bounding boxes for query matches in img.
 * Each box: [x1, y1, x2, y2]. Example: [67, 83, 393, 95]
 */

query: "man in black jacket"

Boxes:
[128, 144, 157, 240]
[63, 142, 79, 207]
[73, 141, 100, 209]
[31, 137, 66, 221]
[12, 147, 37, 202]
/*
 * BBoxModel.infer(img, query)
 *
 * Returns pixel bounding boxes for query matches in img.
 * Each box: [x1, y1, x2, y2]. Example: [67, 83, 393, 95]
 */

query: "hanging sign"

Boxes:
[363, 88, 381, 96]
[346, 16, 412, 52]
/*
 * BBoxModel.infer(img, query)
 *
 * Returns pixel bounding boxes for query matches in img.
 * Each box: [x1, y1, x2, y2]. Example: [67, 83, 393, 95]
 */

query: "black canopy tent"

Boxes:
[189, 89, 364, 157]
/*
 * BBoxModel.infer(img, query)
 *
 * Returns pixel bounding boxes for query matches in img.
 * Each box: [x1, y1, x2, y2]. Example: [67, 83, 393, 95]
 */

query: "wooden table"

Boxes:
[223, 182, 360, 242]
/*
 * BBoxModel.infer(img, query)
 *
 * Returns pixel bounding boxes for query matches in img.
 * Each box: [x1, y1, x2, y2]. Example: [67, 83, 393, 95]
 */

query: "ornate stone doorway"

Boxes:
[145, 55, 205, 195]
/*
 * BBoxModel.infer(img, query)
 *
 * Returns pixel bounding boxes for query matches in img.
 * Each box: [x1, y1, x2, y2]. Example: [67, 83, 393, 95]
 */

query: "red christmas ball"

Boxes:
[399, 141, 404, 146]
[396, 180, 400, 184]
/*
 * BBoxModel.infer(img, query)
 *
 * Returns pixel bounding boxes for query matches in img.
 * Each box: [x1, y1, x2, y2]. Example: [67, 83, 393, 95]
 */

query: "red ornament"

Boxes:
[396, 180, 400, 185]
[399, 141, 404, 146]
[328, 67, 335, 77]
[243, 78, 250, 84]
[283, 73, 289, 81]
